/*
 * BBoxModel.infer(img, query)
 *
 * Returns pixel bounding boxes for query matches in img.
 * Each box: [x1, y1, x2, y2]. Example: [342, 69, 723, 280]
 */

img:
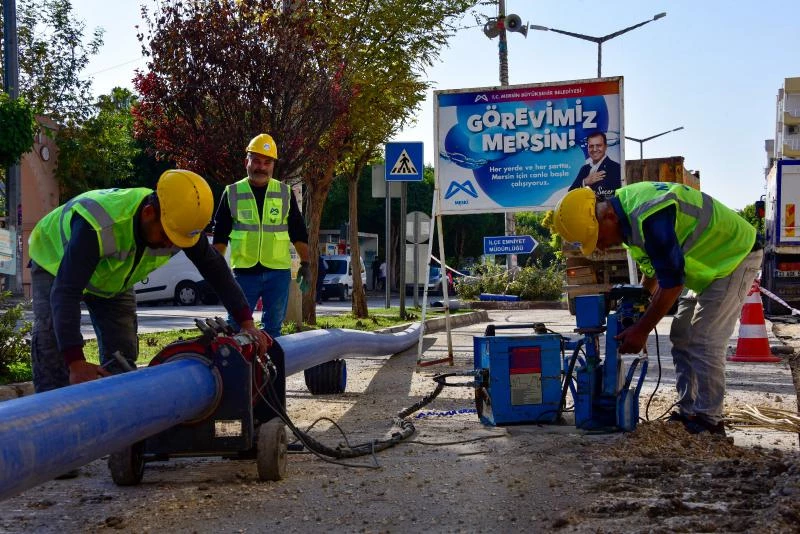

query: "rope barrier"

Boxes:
[759, 285, 800, 316]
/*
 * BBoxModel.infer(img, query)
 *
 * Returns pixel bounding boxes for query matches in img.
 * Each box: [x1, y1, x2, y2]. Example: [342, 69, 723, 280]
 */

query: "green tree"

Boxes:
[0, 92, 35, 168]
[514, 211, 559, 267]
[738, 203, 763, 234]
[1, 0, 104, 123]
[55, 88, 143, 198]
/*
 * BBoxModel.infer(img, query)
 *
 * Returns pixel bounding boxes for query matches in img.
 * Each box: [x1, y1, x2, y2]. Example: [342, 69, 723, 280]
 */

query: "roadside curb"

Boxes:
[374, 310, 490, 335]
[0, 311, 492, 402]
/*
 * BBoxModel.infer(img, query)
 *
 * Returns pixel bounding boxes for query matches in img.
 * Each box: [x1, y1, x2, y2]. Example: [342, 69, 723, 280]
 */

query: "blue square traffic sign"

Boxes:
[385, 142, 424, 182]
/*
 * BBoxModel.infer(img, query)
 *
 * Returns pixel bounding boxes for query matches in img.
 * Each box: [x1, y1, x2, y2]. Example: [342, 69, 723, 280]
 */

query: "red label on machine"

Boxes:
[510, 347, 542, 374]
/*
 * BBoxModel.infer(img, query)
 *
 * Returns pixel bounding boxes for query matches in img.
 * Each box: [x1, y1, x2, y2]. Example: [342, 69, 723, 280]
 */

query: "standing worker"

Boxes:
[553, 182, 762, 436]
[29, 169, 271, 392]
[213, 133, 311, 340]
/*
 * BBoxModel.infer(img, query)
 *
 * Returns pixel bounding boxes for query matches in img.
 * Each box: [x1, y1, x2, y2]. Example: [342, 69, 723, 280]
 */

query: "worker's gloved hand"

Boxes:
[240, 320, 272, 357]
[296, 261, 312, 293]
[68, 359, 111, 385]
[615, 324, 649, 354]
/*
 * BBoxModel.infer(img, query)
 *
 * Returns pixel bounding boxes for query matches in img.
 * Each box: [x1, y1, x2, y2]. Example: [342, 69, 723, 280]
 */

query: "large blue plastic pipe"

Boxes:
[280, 323, 422, 375]
[0, 358, 216, 501]
[0, 322, 422, 501]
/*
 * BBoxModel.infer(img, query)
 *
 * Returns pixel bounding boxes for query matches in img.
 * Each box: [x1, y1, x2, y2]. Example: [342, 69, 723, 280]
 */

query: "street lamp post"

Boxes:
[625, 126, 685, 160]
[530, 12, 666, 78]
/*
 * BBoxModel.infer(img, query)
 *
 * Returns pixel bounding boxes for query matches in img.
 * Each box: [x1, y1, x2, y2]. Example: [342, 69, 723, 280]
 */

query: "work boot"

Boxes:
[666, 411, 687, 424]
[683, 417, 727, 437]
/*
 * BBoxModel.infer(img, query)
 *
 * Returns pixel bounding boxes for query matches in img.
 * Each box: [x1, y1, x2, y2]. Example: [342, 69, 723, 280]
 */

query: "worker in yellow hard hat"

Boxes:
[213, 133, 311, 341]
[553, 183, 762, 436]
[28, 170, 271, 394]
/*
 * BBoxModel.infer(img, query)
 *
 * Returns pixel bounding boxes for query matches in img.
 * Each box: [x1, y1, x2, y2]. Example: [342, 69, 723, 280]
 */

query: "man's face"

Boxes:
[595, 203, 623, 251]
[587, 135, 607, 164]
[246, 152, 275, 184]
[142, 204, 174, 249]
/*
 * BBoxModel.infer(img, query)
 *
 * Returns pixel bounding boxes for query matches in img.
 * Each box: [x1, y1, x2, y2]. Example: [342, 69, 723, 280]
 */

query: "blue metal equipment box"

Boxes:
[473, 329, 563, 426]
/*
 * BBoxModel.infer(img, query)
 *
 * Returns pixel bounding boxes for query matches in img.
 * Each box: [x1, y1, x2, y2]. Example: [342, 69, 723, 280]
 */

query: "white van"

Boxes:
[134, 249, 218, 306]
[319, 254, 366, 301]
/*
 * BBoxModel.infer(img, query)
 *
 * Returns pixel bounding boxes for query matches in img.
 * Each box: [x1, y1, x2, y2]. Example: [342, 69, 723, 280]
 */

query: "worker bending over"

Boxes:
[553, 182, 762, 436]
[29, 170, 270, 392]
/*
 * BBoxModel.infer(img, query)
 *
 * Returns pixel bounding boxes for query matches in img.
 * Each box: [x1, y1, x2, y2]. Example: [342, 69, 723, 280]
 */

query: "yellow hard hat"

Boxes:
[553, 187, 599, 256]
[156, 169, 213, 248]
[246, 133, 278, 160]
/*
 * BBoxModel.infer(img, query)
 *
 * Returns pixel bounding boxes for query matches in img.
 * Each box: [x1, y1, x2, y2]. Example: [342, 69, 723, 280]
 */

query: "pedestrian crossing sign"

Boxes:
[385, 142, 424, 182]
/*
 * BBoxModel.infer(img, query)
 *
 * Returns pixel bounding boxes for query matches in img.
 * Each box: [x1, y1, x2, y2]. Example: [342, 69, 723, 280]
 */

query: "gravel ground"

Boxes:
[1, 310, 799, 533]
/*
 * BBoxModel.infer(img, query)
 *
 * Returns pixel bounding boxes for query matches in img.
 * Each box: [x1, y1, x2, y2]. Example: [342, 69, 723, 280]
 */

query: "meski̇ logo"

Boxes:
[444, 180, 479, 200]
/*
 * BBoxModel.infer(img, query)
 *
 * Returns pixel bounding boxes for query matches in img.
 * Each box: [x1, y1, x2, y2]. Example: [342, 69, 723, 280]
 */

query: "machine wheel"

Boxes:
[257, 419, 287, 481]
[568, 296, 576, 316]
[174, 281, 199, 306]
[339, 284, 349, 302]
[304, 359, 347, 394]
[108, 441, 145, 486]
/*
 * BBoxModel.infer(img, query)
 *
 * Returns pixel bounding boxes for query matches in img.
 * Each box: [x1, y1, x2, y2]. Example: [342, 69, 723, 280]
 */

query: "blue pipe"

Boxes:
[279, 323, 422, 375]
[0, 358, 217, 501]
[0, 322, 422, 500]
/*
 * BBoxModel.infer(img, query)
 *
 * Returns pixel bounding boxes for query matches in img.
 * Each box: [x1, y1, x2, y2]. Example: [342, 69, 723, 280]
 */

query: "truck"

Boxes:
[564, 156, 700, 314]
[760, 159, 800, 315]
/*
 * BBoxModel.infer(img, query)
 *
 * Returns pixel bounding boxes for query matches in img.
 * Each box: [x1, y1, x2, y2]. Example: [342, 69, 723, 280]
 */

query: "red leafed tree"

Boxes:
[132, 0, 351, 185]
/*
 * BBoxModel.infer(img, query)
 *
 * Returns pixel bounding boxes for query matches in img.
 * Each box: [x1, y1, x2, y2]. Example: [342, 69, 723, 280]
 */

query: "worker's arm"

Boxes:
[183, 237, 270, 356]
[50, 216, 112, 383]
[616, 205, 684, 354]
[641, 275, 658, 295]
[212, 188, 232, 256]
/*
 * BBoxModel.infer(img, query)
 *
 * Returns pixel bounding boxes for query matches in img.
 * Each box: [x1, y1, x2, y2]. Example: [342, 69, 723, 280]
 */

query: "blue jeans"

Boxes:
[232, 269, 291, 340]
[31, 261, 138, 393]
[669, 250, 763, 424]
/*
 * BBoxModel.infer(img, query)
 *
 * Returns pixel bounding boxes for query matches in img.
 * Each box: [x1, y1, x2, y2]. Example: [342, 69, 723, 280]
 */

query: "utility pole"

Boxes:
[497, 0, 516, 271]
[3, 0, 23, 295]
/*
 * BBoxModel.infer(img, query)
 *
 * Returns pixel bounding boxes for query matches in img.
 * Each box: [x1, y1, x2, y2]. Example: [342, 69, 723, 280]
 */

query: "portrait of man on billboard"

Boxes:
[568, 131, 621, 199]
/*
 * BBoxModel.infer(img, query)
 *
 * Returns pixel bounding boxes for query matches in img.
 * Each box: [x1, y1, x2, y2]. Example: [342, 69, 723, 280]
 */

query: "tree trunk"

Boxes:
[348, 162, 368, 318]
[302, 159, 337, 325]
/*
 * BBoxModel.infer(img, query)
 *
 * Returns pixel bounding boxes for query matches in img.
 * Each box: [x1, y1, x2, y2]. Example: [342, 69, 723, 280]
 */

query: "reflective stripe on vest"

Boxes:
[627, 191, 714, 254]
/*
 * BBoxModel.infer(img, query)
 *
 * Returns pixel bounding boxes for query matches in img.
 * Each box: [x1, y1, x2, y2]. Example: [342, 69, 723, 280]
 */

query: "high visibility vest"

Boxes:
[616, 182, 755, 293]
[226, 178, 291, 269]
[29, 188, 176, 297]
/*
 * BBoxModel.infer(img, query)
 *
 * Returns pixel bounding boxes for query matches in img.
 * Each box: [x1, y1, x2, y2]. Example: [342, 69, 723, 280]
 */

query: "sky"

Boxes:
[71, 0, 800, 210]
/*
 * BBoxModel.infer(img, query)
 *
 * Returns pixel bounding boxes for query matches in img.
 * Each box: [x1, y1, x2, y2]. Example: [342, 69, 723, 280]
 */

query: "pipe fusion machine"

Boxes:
[473, 285, 650, 431]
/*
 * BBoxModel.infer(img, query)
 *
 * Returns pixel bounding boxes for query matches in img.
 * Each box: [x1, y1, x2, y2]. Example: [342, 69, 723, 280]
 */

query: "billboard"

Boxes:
[434, 77, 624, 215]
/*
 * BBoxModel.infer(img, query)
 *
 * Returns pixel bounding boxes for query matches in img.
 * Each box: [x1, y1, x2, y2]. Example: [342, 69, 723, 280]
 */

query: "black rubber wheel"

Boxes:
[108, 441, 145, 486]
[304, 359, 347, 394]
[257, 419, 287, 481]
[174, 280, 199, 306]
[339, 284, 349, 302]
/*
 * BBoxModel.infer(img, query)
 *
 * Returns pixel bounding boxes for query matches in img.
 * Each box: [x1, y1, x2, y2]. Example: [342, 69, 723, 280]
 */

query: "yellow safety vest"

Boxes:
[28, 188, 176, 297]
[227, 178, 291, 269]
[616, 182, 755, 292]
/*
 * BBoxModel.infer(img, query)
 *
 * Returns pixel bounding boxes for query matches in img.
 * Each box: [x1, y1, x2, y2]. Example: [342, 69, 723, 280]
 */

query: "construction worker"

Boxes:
[553, 182, 763, 436]
[213, 133, 311, 340]
[29, 169, 271, 391]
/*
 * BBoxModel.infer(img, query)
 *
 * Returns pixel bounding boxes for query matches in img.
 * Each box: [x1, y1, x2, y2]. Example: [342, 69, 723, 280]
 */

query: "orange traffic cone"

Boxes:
[255, 297, 263, 311]
[728, 280, 781, 363]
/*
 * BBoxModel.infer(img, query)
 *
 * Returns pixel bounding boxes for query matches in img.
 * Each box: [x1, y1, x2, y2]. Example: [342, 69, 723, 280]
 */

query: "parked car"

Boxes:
[405, 266, 444, 296]
[320, 254, 366, 301]
[134, 249, 219, 306]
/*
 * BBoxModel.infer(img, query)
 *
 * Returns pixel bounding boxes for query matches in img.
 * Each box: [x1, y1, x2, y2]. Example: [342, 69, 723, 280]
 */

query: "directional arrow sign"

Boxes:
[483, 235, 538, 255]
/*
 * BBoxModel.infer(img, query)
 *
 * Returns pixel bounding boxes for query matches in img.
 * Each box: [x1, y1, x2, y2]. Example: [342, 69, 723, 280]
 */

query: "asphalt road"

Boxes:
[72, 293, 443, 338]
